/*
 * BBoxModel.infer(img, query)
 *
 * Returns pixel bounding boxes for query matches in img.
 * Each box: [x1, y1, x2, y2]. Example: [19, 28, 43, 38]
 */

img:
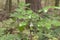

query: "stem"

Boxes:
[9, 0, 12, 13]
[30, 30, 33, 40]
[28, 19, 33, 40]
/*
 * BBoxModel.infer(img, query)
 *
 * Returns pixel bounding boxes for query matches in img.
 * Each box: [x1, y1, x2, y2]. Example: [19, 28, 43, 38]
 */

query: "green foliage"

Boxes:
[0, 28, 6, 36]
[10, 2, 60, 31]
[10, 2, 60, 40]
[18, 21, 28, 32]
[0, 34, 21, 40]
[39, 6, 60, 13]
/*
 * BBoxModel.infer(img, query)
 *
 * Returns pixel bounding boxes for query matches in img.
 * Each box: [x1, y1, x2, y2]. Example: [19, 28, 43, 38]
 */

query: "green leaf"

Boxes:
[25, 3, 30, 6]
[0, 34, 21, 40]
[18, 26, 25, 32]
[44, 23, 51, 29]
[18, 22, 28, 31]
[19, 22, 27, 27]
[26, 10, 33, 14]
[38, 10, 42, 13]
[52, 20, 60, 26]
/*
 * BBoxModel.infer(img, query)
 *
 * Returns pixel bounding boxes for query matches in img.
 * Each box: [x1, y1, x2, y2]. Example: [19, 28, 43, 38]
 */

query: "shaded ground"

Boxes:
[0, 10, 9, 21]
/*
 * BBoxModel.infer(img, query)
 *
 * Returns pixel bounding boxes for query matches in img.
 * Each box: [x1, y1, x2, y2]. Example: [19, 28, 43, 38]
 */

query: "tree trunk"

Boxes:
[9, 0, 12, 13]
[55, 0, 59, 6]
[17, 0, 19, 5]
[5, 0, 9, 10]
[25, 0, 42, 12]
[5, 0, 12, 13]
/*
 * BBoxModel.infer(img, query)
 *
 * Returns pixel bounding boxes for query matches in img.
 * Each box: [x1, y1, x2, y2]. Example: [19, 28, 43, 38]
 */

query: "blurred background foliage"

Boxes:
[0, 0, 60, 40]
